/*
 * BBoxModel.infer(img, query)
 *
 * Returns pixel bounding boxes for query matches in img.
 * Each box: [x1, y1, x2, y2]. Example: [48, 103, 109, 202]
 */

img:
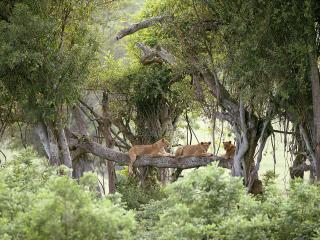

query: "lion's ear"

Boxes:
[200, 142, 204, 145]
[161, 138, 165, 142]
[208, 142, 211, 145]
[229, 141, 231, 144]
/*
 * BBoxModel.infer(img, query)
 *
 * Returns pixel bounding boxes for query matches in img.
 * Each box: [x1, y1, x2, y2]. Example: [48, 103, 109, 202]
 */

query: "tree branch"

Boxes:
[136, 42, 176, 65]
[299, 123, 317, 173]
[73, 135, 225, 169]
[116, 16, 165, 40]
[79, 99, 103, 121]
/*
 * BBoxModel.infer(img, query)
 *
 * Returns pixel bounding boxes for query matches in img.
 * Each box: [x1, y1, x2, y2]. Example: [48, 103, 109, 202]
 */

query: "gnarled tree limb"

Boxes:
[116, 16, 165, 40]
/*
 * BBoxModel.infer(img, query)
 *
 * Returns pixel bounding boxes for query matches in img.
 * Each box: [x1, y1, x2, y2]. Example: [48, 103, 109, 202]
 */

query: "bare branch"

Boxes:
[116, 16, 165, 40]
[110, 128, 131, 149]
[273, 129, 294, 134]
[79, 99, 103, 121]
[113, 118, 137, 144]
[0, 149, 6, 164]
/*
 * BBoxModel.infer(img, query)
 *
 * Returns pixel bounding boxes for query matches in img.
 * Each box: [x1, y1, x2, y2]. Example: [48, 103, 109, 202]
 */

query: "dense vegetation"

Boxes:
[0, 0, 319, 239]
[2, 150, 320, 239]
[0, 149, 135, 240]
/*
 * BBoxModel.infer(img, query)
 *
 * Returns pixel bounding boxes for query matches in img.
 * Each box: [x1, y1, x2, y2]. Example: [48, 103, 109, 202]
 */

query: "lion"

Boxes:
[175, 142, 212, 157]
[127, 138, 174, 175]
[223, 141, 236, 159]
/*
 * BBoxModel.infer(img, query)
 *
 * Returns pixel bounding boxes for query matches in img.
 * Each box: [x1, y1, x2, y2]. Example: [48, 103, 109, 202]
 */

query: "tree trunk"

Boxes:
[135, 101, 177, 187]
[70, 106, 94, 178]
[309, 53, 320, 180]
[233, 122, 261, 184]
[290, 127, 306, 179]
[243, 121, 261, 184]
[35, 121, 51, 159]
[102, 91, 116, 194]
[232, 100, 267, 194]
[46, 120, 60, 166]
[57, 127, 72, 168]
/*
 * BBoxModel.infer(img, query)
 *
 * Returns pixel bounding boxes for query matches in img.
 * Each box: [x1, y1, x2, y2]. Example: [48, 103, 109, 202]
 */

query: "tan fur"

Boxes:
[175, 142, 212, 157]
[128, 138, 173, 175]
[223, 141, 236, 159]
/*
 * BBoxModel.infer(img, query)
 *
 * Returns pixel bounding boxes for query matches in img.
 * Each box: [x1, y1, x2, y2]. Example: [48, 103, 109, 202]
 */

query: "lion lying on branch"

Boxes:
[73, 134, 230, 170]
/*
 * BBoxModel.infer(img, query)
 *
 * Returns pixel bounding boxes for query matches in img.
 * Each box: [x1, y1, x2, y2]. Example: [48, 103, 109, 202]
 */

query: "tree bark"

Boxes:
[290, 127, 307, 179]
[309, 53, 320, 179]
[247, 119, 270, 192]
[57, 127, 72, 168]
[116, 16, 165, 40]
[102, 91, 116, 194]
[35, 121, 51, 159]
[300, 123, 317, 178]
[46, 120, 60, 166]
[232, 99, 249, 177]
[70, 106, 94, 178]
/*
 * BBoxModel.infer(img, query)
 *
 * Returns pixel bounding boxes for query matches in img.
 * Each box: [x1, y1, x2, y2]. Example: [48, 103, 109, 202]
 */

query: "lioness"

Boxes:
[175, 142, 212, 157]
[223, 141, 236, 159]
[128, 138, 174, 175]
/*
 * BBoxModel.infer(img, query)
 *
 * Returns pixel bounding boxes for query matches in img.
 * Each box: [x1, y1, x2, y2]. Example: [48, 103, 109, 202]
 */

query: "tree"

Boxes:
[115, 0, 320, 188]
[0, 0, 110, 169]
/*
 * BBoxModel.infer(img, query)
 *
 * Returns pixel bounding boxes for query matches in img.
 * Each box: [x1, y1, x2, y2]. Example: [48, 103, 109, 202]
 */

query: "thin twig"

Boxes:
[0, 149, 6, 164]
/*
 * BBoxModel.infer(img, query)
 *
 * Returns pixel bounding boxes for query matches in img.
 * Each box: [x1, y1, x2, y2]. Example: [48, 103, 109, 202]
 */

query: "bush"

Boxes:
[116, 171, 166, 210]
[136, 164, 245, 239]
[0, 149, 136, 240]
[3, 149, 320, 240]
[136, 163, 320, 240]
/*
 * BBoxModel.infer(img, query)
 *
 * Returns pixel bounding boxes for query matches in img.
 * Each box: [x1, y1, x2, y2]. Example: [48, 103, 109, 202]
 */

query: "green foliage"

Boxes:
[0, 149, 136, 240]
[136, 164, 245, 239]
[136, 164, 320, 240]
[116, 171, 166, 210]
[262, 170, 279, 187]
[140, 0, 319, 119]
[2, 150, 320, 240]
[0, 1, 101, 122]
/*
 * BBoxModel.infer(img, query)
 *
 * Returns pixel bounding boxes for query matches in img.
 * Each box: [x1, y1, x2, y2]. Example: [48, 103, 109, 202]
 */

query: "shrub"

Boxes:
[136, 163, 320, 240]
[116, 172, 166, 210]
[0, 149, 136, 240]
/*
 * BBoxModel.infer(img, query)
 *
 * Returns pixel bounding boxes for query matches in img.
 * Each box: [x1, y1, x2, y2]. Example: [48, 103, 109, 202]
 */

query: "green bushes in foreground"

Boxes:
[0, 149, 135, 240]
[2, 149, 320, 240]
[137, 165, 320, 240]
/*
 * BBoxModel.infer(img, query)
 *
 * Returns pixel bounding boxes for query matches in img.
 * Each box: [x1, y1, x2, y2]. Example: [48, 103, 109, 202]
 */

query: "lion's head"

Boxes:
[156, 138, 171, 148]
[223, 141, 233, 151]
[199, 141, 211, 151]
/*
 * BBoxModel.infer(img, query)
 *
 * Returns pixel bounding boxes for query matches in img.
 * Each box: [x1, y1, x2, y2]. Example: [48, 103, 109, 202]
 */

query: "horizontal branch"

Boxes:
[273, 129, 293, 134]
[73, 135, 226, 169]
[116, 16, 165, 40]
